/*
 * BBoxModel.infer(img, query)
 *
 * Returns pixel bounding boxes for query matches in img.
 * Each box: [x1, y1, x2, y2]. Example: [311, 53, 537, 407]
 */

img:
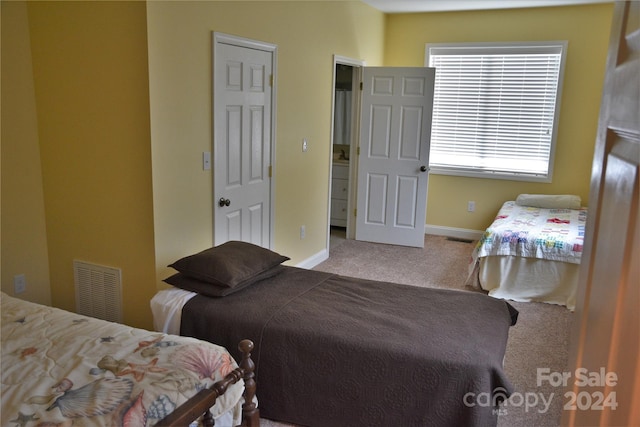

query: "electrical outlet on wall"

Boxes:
[300, 225, 306, 239]
[467, 201, 476, 212]
[14, 274, 26, 294]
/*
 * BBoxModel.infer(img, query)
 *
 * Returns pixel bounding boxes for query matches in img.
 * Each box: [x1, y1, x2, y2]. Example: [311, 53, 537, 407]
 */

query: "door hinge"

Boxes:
[357, 146, 360, 156]
[269, 75, 273, 87]
[268, 165, 272, 178]
[354, 208, 357, 217]
[359, 81, 363, 91]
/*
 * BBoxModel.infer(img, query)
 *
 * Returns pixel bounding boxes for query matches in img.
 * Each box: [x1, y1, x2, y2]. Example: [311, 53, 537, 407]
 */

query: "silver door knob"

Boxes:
[218, 198, 231, 207]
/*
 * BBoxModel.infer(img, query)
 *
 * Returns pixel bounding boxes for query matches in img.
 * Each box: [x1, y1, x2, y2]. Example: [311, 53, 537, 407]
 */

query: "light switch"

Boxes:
[203, 152, 211, 170]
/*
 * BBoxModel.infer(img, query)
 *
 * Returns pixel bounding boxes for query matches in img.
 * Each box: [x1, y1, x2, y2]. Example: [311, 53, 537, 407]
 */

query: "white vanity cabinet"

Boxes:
[330, 163, 349, 227]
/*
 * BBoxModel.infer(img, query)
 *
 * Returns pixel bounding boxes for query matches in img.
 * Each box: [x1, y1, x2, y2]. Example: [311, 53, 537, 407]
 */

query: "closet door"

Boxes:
[213, 33, 276, 248]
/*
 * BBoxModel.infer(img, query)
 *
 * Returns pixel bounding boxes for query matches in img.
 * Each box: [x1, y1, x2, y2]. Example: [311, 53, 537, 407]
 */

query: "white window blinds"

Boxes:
[426, 42, 567, 181]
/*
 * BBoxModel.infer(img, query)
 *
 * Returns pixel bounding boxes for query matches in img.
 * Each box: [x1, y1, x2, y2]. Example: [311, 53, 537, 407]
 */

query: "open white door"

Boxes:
[355, 67, 435, 248]
[213, 34, 276, 248]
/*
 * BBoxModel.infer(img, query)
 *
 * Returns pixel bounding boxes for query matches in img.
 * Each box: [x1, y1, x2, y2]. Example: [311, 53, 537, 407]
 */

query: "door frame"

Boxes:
[327, 55, 364, 251]
[562, 2, 639, 425]
[212, 32, 278, 249]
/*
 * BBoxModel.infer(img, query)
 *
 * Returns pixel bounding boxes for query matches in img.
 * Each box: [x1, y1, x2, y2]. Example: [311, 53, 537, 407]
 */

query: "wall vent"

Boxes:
[73, 260, 123, 323]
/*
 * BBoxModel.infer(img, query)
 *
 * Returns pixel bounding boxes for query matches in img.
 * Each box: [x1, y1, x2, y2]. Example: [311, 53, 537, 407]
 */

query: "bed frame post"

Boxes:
[238, 339, 260, 427]
[156, 339, 260, 427]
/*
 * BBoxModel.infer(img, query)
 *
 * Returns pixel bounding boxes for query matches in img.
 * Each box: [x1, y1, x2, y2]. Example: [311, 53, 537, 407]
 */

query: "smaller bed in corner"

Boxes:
[468, 194, 587, 310]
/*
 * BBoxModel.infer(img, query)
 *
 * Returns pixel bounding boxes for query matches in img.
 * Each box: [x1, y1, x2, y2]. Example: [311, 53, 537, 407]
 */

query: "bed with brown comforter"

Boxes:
[165, 244, 518, 427]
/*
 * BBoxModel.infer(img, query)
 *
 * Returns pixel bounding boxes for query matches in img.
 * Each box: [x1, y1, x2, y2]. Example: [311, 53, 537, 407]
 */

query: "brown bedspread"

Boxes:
[180, 266, 517, 427]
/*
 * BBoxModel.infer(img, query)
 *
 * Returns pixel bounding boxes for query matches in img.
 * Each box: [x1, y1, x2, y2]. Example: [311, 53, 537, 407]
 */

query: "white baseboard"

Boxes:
[424, 224, 484, 241]
[295, 248, 329, 269]
[297, 225, 481, 270]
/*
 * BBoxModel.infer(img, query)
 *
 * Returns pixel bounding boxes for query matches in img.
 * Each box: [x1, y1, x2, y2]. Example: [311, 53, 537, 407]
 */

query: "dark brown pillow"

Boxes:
[168, 240, 289, 288]
[164, 265, 284, 297]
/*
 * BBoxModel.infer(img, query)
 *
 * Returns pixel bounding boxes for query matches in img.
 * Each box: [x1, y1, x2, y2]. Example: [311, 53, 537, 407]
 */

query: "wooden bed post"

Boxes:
[238, 339, 260, 427]
[156, 339, 260, 427]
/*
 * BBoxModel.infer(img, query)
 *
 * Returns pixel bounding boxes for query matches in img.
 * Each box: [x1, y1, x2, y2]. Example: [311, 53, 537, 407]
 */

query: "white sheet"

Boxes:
[150, 288, 197, 335]
[478, 255, 579, 310]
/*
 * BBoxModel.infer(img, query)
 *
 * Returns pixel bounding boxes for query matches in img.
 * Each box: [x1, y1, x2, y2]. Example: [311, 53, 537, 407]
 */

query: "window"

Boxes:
[425, 42, 567, 182]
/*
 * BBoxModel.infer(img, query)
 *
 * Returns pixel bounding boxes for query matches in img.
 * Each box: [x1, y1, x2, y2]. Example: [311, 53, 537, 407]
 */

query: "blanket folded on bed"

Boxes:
[180, 266, 517, 427]
[515, 193, 581, 209]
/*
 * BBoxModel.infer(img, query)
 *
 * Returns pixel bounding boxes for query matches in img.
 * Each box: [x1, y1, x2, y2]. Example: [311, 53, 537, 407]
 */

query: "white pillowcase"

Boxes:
[515, 194, 582, 209]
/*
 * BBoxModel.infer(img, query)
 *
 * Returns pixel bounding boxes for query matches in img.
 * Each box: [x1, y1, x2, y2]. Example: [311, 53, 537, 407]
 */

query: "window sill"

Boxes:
[428, 167, 553, 183]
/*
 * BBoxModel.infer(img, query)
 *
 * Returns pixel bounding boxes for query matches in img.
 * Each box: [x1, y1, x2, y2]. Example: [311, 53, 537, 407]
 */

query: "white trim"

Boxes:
[333, 55, 366, 67]
[362, 0, 612, 14]
[214, 32, 277, 52]
[303, 225, 482, 270]
[212, 32, 278, 249]
[295, 248, 329, 270]
[424, 224, 484, 241]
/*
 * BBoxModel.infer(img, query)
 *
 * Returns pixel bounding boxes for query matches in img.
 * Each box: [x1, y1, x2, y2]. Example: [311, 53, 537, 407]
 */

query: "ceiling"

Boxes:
[360, 0, 612, 13]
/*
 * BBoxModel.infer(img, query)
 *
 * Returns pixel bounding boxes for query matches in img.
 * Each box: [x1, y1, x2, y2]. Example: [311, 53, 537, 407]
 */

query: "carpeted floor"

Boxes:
[259, 232, 573, 427]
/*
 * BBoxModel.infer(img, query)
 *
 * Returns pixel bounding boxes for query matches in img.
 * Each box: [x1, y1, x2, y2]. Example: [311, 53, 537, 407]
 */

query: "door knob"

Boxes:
[420, 165, 428, 172]
[218, 198, 231, 207]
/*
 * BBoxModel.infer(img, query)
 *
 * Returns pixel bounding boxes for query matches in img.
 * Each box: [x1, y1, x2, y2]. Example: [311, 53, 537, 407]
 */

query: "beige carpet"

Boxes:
[259, 233, 572, 427]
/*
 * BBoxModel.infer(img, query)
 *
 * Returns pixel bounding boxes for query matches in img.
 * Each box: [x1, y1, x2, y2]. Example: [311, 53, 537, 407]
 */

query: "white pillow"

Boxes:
[515, 194, 582, 209]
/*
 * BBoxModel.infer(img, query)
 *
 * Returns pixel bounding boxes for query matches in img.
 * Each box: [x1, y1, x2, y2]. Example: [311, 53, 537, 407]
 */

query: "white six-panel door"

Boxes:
[356, 67, 435, 248]
[213, 35, 274, 247]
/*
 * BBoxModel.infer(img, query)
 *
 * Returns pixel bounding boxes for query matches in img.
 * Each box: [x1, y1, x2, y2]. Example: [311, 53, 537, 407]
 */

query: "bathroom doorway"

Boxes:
[329, 56, 363, 251]
[327, 59, 434, 251]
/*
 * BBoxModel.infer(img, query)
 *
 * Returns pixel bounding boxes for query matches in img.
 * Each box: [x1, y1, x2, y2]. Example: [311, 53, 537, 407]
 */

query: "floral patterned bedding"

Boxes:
[473, 201, 587, 264]
[1, 292, 244, 427]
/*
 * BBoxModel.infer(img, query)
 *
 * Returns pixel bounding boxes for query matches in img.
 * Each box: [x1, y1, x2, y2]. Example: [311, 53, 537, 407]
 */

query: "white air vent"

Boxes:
[73, 260, 123, 323]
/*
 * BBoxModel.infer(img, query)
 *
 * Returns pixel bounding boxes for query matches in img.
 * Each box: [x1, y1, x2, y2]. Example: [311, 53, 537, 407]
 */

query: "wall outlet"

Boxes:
[302, 138, 308, 152]
[14, 274, 26, 294]
[300, 225, 306, 239]
[467, 201, 476, 212]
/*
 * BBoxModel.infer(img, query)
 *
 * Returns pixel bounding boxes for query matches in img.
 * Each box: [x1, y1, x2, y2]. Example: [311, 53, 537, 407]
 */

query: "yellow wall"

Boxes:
[1, 1, 613, 329]
[385, 3, 614, 230]
[147, 1, 385, 277]
[25, 1, 157, 329]
[1, 1, 51, 305]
